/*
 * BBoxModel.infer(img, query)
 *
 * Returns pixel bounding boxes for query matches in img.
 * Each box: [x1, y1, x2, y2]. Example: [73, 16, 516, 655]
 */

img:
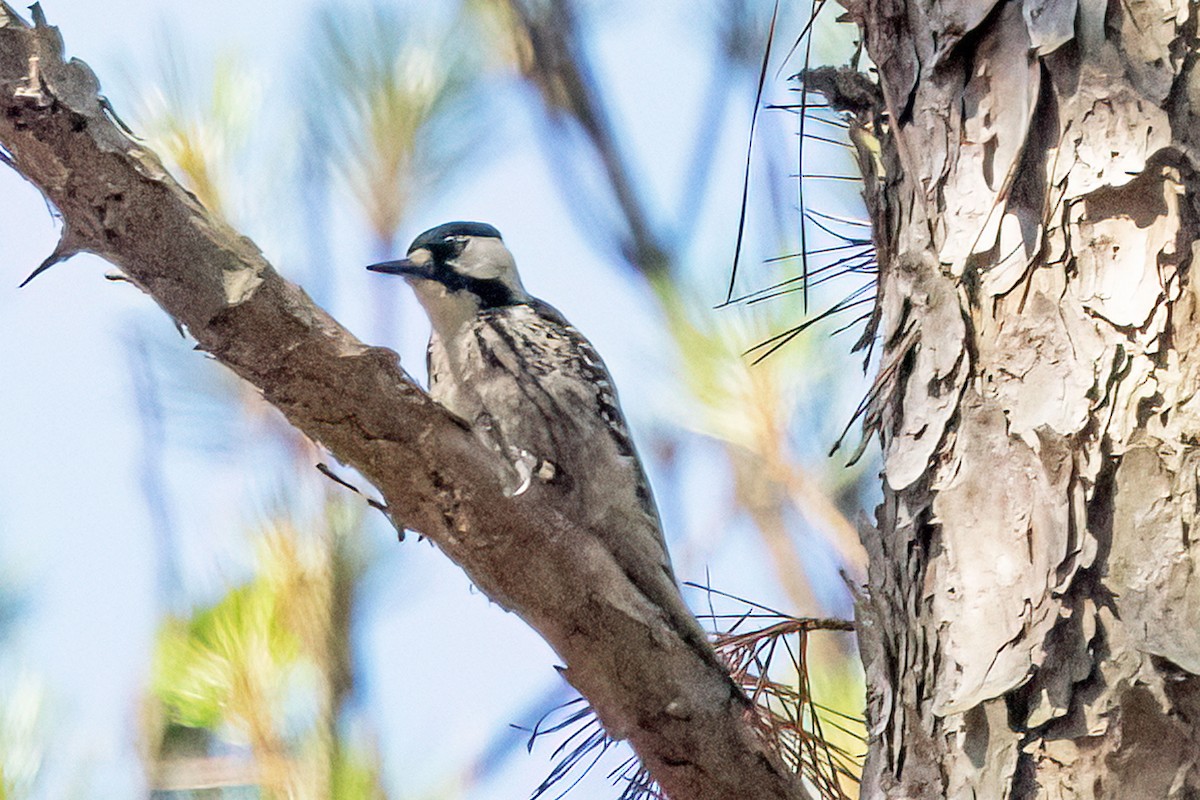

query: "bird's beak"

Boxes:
[366, 257, 431, 279]
[367, 246, 438, 280]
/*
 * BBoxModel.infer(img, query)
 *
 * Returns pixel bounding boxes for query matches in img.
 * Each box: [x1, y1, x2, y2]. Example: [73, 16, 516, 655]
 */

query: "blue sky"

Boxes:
[0, 1, 868, 797]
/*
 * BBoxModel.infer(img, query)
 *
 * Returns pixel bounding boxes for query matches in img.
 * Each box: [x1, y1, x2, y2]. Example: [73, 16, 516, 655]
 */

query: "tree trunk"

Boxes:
[836, 0, 1200, 795]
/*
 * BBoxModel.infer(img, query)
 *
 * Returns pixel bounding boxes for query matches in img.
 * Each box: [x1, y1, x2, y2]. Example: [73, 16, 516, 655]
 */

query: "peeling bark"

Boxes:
[0, 6, 807, 799]
[832, 0, 1200, 795]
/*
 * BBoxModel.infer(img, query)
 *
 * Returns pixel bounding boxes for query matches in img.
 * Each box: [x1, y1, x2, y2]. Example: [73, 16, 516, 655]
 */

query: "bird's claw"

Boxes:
[506, 447, 556, 497]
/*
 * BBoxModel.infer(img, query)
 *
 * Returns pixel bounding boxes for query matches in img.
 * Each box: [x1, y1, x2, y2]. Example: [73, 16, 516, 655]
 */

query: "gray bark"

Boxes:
[833, 0, 1200, 795]
[0, 6, 807, 799]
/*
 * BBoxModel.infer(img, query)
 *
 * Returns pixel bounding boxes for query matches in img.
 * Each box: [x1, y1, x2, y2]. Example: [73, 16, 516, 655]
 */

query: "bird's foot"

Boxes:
[506, 447, 557, 496]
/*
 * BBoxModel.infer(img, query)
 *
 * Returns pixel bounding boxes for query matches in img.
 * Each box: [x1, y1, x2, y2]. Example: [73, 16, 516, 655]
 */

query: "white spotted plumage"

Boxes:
[370, 222, 717, 663]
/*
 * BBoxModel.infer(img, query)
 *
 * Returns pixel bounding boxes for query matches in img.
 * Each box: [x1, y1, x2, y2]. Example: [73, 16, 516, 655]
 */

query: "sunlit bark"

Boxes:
[831, 0, 1200, 795]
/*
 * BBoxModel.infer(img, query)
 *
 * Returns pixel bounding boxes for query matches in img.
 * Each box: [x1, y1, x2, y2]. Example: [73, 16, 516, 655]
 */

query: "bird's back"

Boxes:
[429, 299, 662, 533]
[425, 298, 728, 661]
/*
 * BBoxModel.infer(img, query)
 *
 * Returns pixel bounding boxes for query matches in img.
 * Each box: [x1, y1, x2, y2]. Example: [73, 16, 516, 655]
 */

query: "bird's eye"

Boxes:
[442, 235, 468, 256]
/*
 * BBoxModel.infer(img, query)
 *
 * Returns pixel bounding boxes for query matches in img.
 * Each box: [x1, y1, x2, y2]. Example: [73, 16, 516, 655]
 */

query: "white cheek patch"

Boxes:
[457, 238, 517, 282]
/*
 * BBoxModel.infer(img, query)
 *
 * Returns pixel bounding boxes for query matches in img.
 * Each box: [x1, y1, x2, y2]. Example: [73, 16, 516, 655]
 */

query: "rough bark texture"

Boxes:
[833, 0, 1200, 796]
[0, 7, 807, 799]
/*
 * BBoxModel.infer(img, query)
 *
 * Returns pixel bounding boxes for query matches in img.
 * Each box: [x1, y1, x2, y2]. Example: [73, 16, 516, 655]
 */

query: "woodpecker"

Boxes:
[368, 221, 716, 662]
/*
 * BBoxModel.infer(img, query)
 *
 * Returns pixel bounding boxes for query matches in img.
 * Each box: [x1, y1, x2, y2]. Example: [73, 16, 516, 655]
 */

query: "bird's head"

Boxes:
[367, 222, 528, 315]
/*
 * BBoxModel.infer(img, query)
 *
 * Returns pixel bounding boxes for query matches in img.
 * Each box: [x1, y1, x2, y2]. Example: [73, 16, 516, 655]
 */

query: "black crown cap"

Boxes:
[408, 221, 502, 254]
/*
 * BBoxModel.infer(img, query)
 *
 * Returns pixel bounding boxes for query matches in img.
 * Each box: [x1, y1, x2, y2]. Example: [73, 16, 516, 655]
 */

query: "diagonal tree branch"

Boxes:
[0, 5, 807, 799]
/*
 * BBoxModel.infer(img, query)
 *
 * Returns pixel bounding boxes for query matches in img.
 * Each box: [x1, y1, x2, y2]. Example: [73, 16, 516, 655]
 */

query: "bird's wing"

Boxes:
[470, 302, 718, 662]
[472, 300, 659, 516]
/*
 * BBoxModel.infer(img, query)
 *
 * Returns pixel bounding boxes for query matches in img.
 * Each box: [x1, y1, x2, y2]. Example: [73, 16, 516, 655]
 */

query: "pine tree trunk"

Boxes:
[835, 0, 1200, 796]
